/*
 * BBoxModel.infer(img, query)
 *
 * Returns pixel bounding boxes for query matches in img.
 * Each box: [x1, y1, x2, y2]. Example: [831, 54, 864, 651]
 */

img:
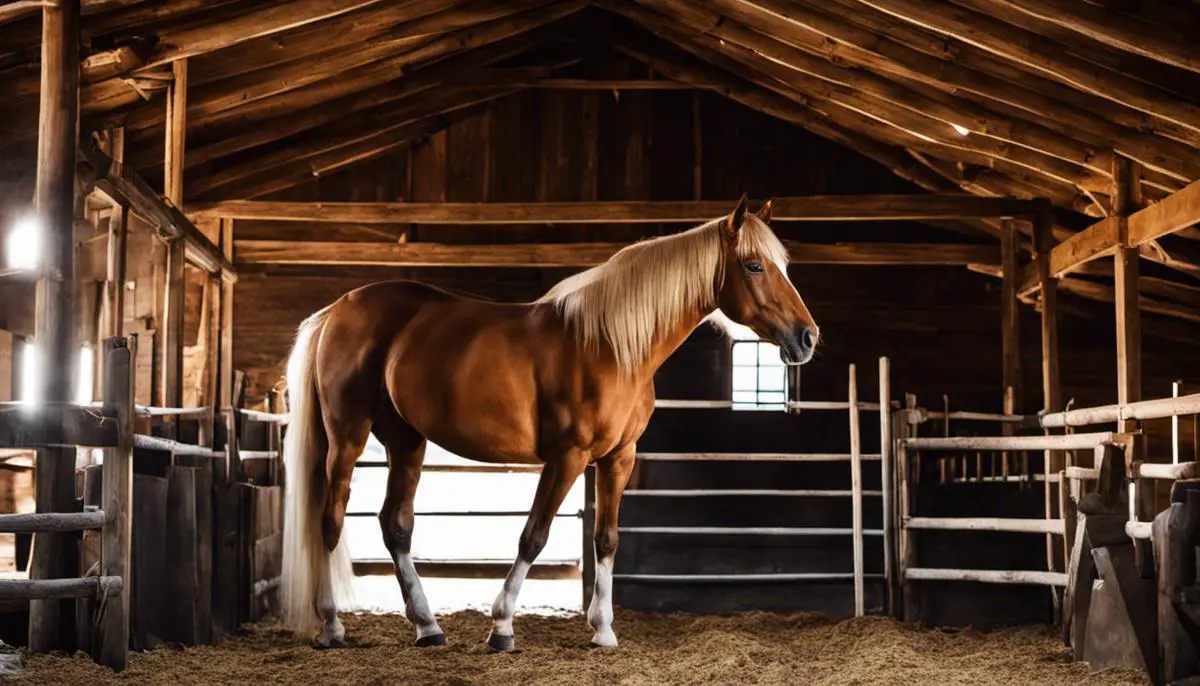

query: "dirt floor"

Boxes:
[8, 610, 1149, 685]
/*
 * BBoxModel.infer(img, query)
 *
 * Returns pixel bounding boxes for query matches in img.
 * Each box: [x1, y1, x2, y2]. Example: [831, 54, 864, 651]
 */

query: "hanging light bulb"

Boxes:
[5, 214, 41, 271]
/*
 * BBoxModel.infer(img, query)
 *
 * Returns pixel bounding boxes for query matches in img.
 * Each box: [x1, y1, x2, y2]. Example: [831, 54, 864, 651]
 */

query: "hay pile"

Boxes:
[9, 610, 1149, 685]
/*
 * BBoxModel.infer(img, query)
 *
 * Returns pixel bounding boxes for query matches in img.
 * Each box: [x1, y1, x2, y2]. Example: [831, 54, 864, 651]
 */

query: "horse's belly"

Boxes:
[388, 328, 541, 464]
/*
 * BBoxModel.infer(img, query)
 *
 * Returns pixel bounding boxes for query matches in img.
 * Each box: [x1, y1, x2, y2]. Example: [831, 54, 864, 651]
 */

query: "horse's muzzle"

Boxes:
[777, 325, 817, 366]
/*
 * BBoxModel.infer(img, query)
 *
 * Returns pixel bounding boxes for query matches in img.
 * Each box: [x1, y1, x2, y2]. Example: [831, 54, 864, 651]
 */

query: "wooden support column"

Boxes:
[1112, 156, 1151, 534]
[217, 219, 235, 478]
[1033, 199, 1063, 585]
[28, 0, 80, 655]
[102, 127, 128, 341]
[97, 337, 133, 670]
[161, 59, 187, 410]
[1000, 218, 1022, 426]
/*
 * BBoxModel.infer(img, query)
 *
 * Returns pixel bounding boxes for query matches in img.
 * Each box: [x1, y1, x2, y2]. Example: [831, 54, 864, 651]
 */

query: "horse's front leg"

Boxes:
[487, 452, 587, 652]
[587, 443, 636, 648]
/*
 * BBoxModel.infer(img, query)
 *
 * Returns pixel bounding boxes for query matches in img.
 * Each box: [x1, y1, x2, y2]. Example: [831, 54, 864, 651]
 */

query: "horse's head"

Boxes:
[715, 195, 819, 366]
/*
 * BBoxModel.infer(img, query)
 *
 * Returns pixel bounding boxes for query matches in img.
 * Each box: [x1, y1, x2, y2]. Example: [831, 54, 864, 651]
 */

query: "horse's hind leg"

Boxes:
[487, 451, 588, 652]
[315, 378, 374, 647]
[373, 408, 445, 646]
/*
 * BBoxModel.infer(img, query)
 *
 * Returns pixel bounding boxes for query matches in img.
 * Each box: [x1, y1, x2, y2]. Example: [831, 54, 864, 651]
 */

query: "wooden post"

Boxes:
[28, 0, 81, 655]
[104, 205, 128, 339]
[899, 392, 919, 622]
[1033, 199, 1062, 583]
[218, 219, 235, 411]
[161, 59, 188, 411]
[878, 357, 893, 614]
[97, 337, 133, 670]
[1000, 217, 1021, 480]
[1112, 156, 1151, 534]
[848, 364, 864, 617]
[1171, 381, 1181, 465]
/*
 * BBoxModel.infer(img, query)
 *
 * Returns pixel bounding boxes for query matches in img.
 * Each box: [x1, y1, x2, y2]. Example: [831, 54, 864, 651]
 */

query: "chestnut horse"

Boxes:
[280, 195, 819, 651]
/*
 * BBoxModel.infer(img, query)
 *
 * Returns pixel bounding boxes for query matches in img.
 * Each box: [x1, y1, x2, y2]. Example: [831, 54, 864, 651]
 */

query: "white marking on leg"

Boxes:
[587, 557, 618, 647]
[490, 559, 531, 638]
[314, 563, 345, 646]
[396, 552, 442, 639]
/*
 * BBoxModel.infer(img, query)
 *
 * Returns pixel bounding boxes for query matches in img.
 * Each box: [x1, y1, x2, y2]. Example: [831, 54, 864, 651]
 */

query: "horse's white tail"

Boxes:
[281, 306, 355, 637]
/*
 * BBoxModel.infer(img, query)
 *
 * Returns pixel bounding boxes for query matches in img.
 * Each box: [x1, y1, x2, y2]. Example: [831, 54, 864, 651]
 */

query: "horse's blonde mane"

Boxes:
[537, 214, 788, 374]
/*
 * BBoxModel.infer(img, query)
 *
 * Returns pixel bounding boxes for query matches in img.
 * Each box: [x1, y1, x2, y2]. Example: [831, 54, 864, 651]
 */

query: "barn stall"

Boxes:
[0, 0, 1198, 683]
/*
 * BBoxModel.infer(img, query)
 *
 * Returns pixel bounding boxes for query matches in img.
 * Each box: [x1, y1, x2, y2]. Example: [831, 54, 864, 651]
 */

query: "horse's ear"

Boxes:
[755, 199, 773, 223]
[725, 193, 749, 238]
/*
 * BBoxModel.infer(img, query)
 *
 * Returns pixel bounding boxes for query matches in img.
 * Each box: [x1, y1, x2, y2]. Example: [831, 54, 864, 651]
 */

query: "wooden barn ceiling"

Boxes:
[2, 0, 1200, 318]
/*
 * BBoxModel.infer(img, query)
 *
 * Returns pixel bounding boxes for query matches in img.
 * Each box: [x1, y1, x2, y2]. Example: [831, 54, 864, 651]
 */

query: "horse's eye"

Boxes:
[744, 261, 764, 273]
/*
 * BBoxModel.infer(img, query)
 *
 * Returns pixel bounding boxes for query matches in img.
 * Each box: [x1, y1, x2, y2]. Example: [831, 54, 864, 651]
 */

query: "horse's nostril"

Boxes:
[801, 327, 816, 349]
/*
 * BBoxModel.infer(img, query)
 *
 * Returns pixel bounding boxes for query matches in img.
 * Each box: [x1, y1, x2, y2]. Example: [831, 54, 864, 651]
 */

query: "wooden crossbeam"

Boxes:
[190, 195, 1038, 224]
[1019, 177, 1200, 293]
[82, 0, 386, 81]
[80, 144, 236, 281]
[234, 240, 999, 267]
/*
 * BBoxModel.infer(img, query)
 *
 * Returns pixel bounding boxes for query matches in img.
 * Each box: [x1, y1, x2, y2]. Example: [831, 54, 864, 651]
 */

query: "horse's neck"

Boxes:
[640, 304, 711, 376]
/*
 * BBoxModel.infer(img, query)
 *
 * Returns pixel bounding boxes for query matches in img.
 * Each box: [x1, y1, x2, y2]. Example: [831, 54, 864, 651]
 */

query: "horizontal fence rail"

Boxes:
[614, 572, 887, 583]
[636, 452, 881, 462]
[1039, 391, 1200, 428]
[904, 568, 1068, 586]
[903, 431, 1126, 452]
[625, 489, 884, 497]
[0, 510, 106, 533]
[0, 576, 125, 599]
[617, 526, 886, 536]
[905, 517, 1065, 535]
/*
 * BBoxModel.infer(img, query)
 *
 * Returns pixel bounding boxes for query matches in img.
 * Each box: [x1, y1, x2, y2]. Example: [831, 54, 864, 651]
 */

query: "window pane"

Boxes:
[732, 367, 758, 392]
[758, 366, 785, 391]
[757, 343, 785, 367]
[758, 391, 787, 404]
[731, 341, 758, 366]
[732, 391, 759, 404]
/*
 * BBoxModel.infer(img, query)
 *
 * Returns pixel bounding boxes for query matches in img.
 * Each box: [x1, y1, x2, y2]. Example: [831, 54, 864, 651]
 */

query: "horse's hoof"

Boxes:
[486, 632, 515, 652]
[313, 637, 348, 650]
[589, 631, 619, 649]
[415, 633, 446, 648]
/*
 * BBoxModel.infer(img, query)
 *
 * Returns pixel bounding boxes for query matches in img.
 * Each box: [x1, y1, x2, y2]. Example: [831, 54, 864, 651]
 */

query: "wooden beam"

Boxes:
[1128, 177, 1200, 246]
[463, 76, 711, 90]
[616, 0, 1110, 193]
[176, 37, 536, 171]
[855, 0, 1200, 134]
[1059, 279, 1200, 325]
[233, 240, 1000, 267]
[1019, 176, 1200, 293]
[191, 195, 1039, 224]
[29, 0, 80, 655]
[82, 0, 386, 81]
[991, 0, 1200, 75]
[118, 0, 583, 136]
[757, 0, 1200, 176]
[80, 144, 236, 280]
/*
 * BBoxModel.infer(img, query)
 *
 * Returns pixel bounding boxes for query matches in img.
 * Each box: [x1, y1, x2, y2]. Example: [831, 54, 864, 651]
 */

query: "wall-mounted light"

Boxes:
[5, 214, 41, 271]
[951, 123, 971, 137]
[76, 345, 94, 405]
[19, 340, 40, 406]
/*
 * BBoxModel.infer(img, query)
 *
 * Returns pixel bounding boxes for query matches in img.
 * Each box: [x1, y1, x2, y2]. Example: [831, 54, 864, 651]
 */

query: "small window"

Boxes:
[731, 333, 788, 411]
